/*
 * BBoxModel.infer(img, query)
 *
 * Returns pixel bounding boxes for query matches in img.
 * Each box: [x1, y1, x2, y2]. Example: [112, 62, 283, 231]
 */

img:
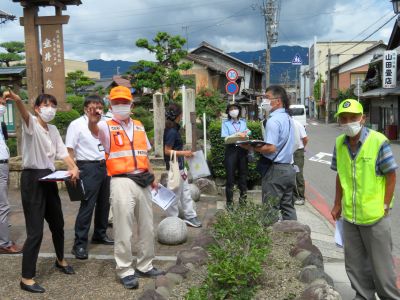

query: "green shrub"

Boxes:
[6, 137, 17, 157]
[208, 120, 263, 186]
[66, 95, 85, 115]
[187, 202, 275, 300]
[51, 109, 80, 136]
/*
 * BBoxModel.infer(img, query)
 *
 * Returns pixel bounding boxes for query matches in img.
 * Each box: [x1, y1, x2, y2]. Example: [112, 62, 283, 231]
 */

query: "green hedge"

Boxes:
[208, 120, 263, 186]
[6, 138, 17, 157]
[51, 109, 80, 136]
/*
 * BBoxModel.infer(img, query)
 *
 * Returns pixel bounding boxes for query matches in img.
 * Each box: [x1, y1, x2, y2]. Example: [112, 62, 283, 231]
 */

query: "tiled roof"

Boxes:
[12, 0, 81, 6]
[186, 53, 227, 74]
[0, 66, 26, 76]
[112, 76, 131, 88]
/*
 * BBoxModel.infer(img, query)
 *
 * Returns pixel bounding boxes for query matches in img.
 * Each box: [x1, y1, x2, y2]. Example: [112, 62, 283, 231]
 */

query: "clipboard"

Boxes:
[39, 170, 71, 182]
[65, 179, 86, 202]
[235, 140, 266, 147]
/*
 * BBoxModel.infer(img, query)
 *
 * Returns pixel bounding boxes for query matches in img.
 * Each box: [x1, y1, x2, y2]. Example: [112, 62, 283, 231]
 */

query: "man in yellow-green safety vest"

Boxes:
[330, 99, 400, 300]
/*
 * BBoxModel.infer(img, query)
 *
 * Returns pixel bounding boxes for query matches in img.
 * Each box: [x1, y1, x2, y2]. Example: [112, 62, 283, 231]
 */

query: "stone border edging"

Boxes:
[272, 221, 342, 300]
[137, 234, 214, 300]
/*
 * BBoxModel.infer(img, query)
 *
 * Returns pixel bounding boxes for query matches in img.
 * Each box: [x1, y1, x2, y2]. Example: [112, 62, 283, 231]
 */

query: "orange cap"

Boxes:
[109, 86, 133, 101]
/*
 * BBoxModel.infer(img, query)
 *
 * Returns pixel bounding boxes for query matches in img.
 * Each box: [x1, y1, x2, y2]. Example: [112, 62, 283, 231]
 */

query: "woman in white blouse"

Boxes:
[4, 90, 79, 294]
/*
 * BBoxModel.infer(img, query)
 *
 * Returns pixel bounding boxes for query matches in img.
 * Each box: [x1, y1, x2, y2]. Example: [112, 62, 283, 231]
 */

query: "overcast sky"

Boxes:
[0, 0, 395, 62]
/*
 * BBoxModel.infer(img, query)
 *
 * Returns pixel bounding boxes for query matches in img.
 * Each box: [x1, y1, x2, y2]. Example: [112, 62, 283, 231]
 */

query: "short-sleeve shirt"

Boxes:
[264, 108, 295, 163]
[95, 117, 152, 154]
[293, 119, 307, 149]
[330, 127, 398, 175]
[0, 124, 9, 160]
[221, 118, 248, 137]
[21, 113, 69, 171]
[164, 125, 184, 170]
[65, 115, 105, 161]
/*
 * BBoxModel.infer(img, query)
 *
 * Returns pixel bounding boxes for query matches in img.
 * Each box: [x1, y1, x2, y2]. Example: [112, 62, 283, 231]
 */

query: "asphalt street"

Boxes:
[304, 120, 400, 257]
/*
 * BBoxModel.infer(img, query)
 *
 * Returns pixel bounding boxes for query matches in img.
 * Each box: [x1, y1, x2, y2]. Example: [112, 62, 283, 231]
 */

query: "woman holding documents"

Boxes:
[221, 103, 249, 207]
[163, 104, 202, 228]
[4, 91, 79, 294]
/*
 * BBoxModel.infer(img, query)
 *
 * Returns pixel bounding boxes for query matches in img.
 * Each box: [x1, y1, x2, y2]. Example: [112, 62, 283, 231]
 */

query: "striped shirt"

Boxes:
[330, 127, 398, 175]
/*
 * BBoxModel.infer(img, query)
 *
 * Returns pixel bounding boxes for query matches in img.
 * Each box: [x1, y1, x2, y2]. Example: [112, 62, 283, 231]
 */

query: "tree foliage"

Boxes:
[313, 74, 323, 102]
[195, 88, 226, 123]
[0, 41, 25, 67]
[130, 32, 193, 99]
[66, 70, 95, 95]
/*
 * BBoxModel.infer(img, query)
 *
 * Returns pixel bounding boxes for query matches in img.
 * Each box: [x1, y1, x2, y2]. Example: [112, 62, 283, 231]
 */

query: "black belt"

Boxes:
[0, 159, 8, 164]
[77, 160, 105, 165]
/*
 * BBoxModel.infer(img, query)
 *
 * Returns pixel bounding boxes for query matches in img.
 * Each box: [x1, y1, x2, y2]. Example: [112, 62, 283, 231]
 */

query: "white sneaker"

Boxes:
[184, 217, 202, 228]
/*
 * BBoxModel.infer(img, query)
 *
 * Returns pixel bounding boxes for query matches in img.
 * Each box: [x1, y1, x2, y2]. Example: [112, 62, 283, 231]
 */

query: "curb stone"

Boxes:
[272, 220, 342, 300]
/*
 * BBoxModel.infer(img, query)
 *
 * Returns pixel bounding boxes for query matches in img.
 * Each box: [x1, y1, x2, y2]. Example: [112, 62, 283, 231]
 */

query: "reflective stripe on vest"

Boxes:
[106, 119, 149, 176]
[336, 130, 387, 225]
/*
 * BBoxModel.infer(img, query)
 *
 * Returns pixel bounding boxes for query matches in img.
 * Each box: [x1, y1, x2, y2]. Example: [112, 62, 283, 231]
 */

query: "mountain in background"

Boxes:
[87, 59, 135, 79]
[228, 45, 309, 84]
[87, 45, 309, 84]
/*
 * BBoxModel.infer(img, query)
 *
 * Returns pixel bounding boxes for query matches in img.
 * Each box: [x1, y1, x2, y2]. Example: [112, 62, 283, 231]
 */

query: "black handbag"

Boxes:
[114, 171, 155, 188]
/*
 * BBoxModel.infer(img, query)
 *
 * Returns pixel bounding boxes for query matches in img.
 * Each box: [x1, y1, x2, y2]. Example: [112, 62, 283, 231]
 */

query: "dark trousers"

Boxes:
[21, 169, 65, 279]
[293, 149, 305, 200]
[224, 145, 248, 204]
[262, 164, 297, 220]
[74, 162, 110, 249]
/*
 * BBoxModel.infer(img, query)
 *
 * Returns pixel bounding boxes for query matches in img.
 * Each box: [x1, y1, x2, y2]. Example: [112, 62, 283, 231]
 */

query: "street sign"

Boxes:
[226, 81, 239, 95]
[292, 54, 302, 66]
[383, 50, 397, 89]
[354, 87, 362, 96]
[226, 68, 239, 81]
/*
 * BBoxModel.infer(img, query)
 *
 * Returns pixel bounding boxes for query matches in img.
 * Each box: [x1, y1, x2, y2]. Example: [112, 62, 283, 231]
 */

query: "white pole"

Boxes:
[181, 85, 186, 128]
[203, 112, 207, 159]
[232, 93, 235, 104]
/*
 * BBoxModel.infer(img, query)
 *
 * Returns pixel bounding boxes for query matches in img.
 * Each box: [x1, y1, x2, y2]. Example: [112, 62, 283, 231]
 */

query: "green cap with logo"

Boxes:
[334, 99, 363, 118]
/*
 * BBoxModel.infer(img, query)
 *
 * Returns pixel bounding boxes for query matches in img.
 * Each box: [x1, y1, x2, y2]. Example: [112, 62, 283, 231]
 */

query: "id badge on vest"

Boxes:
[113, 132, 124, 146]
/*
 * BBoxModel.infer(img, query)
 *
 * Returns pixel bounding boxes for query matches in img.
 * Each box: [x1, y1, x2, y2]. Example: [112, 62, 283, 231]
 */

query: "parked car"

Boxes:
[289, 104, 307, 126]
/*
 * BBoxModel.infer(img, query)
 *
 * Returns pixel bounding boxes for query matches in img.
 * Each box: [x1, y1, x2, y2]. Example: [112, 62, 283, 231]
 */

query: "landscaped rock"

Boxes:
[298, 265, 334, 286]
[272, 220, 311, 235]
[166, 265, 190, 279]
[138, 289, 167, 300]
[194, 178, 218, 195]
[294, 249, 312, 263]
[190, 232, 216, 249]
[290, 232, 323, 261]
[155, 287, 170, 299]
[297, 283, 342, 300]
[157, 217, 187, 245]
[176, 247, 208, 266]
[155, 275, 173, 289]
[165, 273, 183, 285]
[189, 184, 201, 202]
[302, 253, 324, 270]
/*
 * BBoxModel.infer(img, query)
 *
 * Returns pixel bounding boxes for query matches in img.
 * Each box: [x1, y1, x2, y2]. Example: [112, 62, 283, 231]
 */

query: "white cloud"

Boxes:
[0, 0, 396, 62]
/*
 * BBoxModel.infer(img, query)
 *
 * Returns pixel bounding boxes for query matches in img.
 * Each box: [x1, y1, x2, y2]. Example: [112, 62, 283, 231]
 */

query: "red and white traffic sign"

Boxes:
[226, 68, 239, 81]
[226, 81, 239, 95]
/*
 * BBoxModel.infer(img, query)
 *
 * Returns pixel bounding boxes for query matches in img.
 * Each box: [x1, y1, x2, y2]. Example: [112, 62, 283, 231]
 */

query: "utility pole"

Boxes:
[260, 0, 281, 88]
[182, 26, 189, 51]
[325, 48, 331, 125]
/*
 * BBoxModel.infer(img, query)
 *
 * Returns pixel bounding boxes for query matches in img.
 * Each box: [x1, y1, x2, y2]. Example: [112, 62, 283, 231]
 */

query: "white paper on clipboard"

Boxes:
[335, 218, 344, 248]
[187, 150, 211, 180]
[151, 184, 176, 210]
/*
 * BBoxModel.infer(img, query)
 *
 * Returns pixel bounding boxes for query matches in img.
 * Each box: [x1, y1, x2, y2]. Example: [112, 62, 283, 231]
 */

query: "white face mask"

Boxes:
[39, 106, 56, 123]
[112, 104, 131, 120]
[341, 120, 362, 137]
[0, 105, 6, 117]
[229, 109, 239, 118]
[261, 99, 272, 112]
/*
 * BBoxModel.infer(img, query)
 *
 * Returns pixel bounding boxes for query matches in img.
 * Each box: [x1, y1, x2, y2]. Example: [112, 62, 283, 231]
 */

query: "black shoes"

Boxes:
[91, 235, 114, 245]
[20, 281, 45, 293]
[71, 247, 88, 260]
[120, 275, 139, 289]
[134, 267, 165, 278]
[55, 260, 75, 275]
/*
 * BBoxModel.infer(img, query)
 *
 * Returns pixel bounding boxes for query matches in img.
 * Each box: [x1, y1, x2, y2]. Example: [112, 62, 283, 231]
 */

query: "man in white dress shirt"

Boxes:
[66, 95, 113, 260]
[0, 95, 22, 254]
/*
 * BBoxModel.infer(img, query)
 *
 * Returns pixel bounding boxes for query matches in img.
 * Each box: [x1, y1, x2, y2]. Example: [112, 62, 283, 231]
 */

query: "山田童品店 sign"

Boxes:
[383, 50, 397, 89]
